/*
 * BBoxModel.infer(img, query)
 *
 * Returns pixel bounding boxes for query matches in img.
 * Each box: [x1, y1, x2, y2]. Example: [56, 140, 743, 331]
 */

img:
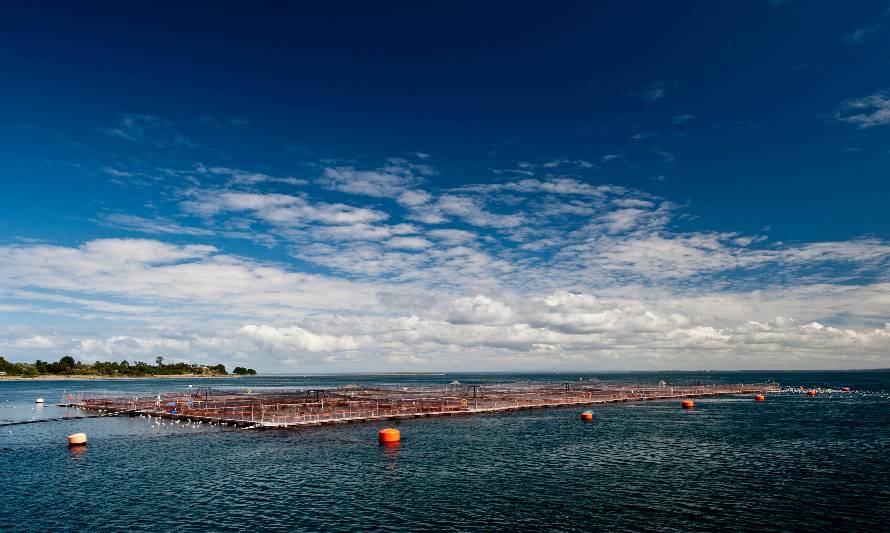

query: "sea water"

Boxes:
[1, 371, 888, 532]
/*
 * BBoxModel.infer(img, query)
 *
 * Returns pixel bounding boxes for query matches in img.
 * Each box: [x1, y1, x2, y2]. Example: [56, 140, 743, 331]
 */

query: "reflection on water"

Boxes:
[66, 445, 87, 459]
[381, 440, 401, 466]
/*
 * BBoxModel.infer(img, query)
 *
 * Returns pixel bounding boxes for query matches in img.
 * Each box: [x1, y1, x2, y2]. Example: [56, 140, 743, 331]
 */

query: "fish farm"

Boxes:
[58, 381, 780, 429]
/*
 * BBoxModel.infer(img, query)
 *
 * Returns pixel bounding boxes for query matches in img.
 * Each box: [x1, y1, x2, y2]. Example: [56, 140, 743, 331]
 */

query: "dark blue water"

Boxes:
[2, 371, 888, 532]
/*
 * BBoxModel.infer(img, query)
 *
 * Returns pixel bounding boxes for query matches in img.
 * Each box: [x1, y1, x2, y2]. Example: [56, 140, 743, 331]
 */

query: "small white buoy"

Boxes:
[35, 398, 45, 404]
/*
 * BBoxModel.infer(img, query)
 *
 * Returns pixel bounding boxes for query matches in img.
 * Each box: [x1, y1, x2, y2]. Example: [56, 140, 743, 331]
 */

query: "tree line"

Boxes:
[0, 355, 256, 377]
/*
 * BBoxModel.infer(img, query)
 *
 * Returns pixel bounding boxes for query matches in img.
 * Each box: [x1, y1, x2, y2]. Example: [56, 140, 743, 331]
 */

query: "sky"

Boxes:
[1, 1, 889, 372]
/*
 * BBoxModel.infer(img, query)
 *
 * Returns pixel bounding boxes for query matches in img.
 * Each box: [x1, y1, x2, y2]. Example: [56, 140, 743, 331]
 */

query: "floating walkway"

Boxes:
[58, 381, 779, 429]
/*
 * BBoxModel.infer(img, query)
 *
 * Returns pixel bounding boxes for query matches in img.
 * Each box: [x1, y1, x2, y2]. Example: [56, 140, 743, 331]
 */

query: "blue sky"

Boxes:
[1, 1, 889, 371]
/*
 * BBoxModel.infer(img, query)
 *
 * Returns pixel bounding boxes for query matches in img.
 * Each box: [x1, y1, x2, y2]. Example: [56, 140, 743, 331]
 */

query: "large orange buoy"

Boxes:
[378, 428, 400, 445]
[754, 394, 765, 402]
[580, 411, 593, 421]
[806, 389, 817, 396]
[67, 433, 87, 446]
[681, 400, 695, 409]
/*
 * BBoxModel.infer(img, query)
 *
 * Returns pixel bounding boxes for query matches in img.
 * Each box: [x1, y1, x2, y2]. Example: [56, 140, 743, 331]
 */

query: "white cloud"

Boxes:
[397, 189, 433, 207]
[320, 158, 434, 197]
[835, 91, 890, 128]
[309, 222, 416, 242]
[642, 80, 666, 102]
[843, 25, 883, 45]
[322, 167, 417, 197]
[600, 208, 654, 233]
[651, 147, 675, 163]
[430, 194, 523, 228]
[239, 324, 362, 352]
[11, 335, 59, 349]
[780, 240, 890, 264]
[427, 229, 477, 243]
[3, 241, 889, 369]
[459, 177, 618, 199]
[5, 152, 890, 371]
[0, 238, 381, 324]
[541, 159, 595, 169]
[601, 153, 626, 163]
[100, 213, 215, 236]
[198, 165, 307, 186]
[671, 114, 695, 124]
[181, 190, 388, 226]
[102, 114, 199, 149]
[443, 295, 516, 325]
[386, 236, 433, 250]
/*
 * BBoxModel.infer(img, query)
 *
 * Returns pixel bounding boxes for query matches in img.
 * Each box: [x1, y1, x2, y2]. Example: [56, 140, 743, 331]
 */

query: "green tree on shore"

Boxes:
[0, 355, 247, 377]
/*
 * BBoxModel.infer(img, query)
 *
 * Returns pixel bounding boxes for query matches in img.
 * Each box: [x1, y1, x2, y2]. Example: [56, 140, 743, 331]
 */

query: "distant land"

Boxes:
[0, 355, 256, 379]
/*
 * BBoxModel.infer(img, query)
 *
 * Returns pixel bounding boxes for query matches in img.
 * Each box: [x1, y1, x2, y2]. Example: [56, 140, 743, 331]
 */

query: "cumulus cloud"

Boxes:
[0, 238, 380, 323]
[11, 335, 60, 349]
[5, 150, 890, 371]
[443, 295, 517, 325]
[2, 239, 889, 369]
[239, 324, 362, 352]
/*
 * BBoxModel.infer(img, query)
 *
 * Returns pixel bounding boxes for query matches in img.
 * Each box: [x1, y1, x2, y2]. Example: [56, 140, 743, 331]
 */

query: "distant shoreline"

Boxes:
[0, 373, 241, 381]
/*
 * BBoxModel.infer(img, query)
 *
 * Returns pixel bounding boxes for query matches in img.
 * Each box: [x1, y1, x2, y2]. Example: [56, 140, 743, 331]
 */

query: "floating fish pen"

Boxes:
[59, 381, 779, 429]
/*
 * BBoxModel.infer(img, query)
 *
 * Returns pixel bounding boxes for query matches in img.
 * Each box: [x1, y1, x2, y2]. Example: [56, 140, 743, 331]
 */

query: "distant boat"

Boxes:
[35, 398, 45, 404]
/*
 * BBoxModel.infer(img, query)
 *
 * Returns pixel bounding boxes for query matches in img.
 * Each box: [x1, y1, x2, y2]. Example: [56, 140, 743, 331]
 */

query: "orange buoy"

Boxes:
[67, 433, 87, 446]
[841, 387, 850, 392]
[681, 400, 695, 409]
[754, 394, 765, 402]
[378, 428, 400, 445]
[580, 411, 593, 421]
[806, 389, 817, 396]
